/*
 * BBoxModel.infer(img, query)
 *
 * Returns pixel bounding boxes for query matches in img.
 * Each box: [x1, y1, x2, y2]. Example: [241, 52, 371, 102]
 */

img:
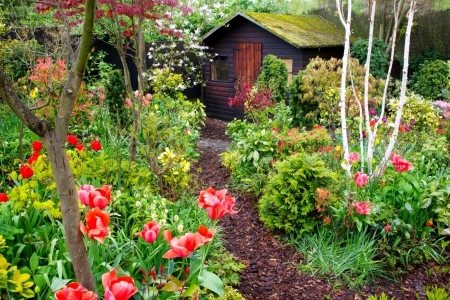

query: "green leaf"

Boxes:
[50, 277, 71, 292]
[30, 253, 39, 273]
[161, 281, 181, 292]
[198, 270, 224, 297]
[355, 219, 362, 232]
[20, 288, 35, 298]
[405, 202, 413, 213]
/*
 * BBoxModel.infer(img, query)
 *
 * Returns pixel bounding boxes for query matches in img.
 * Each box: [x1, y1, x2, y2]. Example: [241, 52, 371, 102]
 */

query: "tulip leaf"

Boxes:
[30, 253, 39, 273]
[198, 270, 224, 297]
[405, 202, 413, 213]
[181, 284, 199, 297]
[50, 277, 71, 292]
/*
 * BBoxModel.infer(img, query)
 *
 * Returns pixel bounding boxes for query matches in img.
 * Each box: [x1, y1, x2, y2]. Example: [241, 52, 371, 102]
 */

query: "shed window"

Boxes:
[281, 58, 293, 85]
[211, 56, 228, 81]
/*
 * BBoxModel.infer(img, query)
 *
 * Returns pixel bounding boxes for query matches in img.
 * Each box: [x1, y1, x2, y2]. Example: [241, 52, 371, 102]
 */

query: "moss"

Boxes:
[244, 11, 349, 48]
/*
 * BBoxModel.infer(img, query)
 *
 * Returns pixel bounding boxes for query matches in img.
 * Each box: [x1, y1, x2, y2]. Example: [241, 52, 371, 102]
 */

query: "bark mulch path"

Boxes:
[193, 117, 450, 300]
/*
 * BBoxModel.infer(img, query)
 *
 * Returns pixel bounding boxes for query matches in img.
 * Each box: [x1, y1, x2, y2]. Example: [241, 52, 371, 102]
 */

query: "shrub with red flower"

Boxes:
[354, 172, 368, 187]
[80, 208, 110, 243]
[90, 140, 102, 151]
[162, 230, 204, 258]
[0, 193, 9, 203]
[353, 202, 371, 215]
[19, 165, 34, 179]
[67, 135, 78, 145]
[78, 185, 111, 210]
[135, 221, 160, 244]
[55, 282, 97, 300]
[28, 151, 41, 165]
[32, 141, 43, 151]
[198, 187, 238, 220]
[102, 269, 137, 300]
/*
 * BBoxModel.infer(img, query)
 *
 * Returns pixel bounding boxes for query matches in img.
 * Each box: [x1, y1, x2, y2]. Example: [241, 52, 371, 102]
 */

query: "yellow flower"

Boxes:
[335, 145, 341, 151]
[341, 159, 347, 165]
[372, 158, 376, 163]
[154, 104, 159, 110]
[29, 87, 38, 99]
[375, 138, 380, 144]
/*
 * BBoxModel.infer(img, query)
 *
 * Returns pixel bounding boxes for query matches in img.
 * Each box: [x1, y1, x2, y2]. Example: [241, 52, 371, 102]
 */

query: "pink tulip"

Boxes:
[348, 152, 359, 163]
[80, 208, 110, 243]
[354, 172, 368, 187]
[197, 225, 216, 244]
[135, 221, 160, 244]
[78, 185, 111, 209]
[385, 223, 391, 233]
[198, 187, 238, 220]
[353, 202, 371, 215]
[102, 269, 137, 300]
[55, 282, 97, 300]
[163, 230, 204, 259]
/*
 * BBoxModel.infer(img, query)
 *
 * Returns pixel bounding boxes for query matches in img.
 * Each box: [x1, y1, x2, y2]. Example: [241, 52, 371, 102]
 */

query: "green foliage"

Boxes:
[412, 60, 450, 100]
[104, 69, 130, 128]
[196, 284, 246, 300]
[408, 47, 448, 81]
[256, 54, 288, 102]
[366, 293, 395, 300]
[288, 70, 308, 128]
[206, 247, 246, 286]
[258, 153, 337, 234]
[290, 227, 384, 290]
[350, 38, 389, 79]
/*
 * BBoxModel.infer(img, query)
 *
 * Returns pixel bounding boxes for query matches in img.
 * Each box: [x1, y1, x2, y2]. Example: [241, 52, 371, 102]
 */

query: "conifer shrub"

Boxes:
[350, 38, 388, 79]
[104, 69, 130, 128]
[256, 54, 288, 102]
[258, 153, 337, 234]
[412, 59, 450, 100]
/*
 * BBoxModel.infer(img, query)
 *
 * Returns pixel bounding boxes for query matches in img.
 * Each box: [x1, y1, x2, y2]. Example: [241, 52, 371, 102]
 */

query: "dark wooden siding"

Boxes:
[203, 15, 344, 121]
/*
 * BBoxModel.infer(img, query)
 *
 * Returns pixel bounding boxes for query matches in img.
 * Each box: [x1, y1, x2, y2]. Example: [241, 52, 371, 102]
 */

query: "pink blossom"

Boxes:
[348, 152, 359, 163]
[354, 172, 368, 187]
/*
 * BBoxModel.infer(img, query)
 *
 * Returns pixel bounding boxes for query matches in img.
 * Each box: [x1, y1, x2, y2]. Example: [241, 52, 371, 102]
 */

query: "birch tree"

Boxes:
[337, 0, 418, 177]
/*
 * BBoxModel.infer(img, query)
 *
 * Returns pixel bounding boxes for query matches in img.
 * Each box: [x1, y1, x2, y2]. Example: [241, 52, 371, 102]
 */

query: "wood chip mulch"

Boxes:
[193, 117, 450, 300]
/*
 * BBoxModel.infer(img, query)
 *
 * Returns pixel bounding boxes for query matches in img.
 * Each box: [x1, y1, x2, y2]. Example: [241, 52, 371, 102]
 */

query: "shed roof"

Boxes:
[202, 11, 347, 49]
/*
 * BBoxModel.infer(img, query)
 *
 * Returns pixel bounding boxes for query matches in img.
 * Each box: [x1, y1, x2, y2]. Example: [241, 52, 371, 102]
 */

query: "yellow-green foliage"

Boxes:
[0, 236, 35, 298]
[158, 147, 191, 189]
[150, 68, 186, 100]
[388, 93, 440, 131]
[8, 157, 61, 218]
[195, 285, 246, 300]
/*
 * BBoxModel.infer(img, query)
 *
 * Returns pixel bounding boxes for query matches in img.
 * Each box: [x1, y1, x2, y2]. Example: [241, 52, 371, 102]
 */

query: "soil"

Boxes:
[194, 117, 450, 300]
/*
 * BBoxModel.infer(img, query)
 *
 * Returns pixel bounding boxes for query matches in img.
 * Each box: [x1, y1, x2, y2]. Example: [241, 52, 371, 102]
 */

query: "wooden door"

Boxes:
[234, 43, 262, 85]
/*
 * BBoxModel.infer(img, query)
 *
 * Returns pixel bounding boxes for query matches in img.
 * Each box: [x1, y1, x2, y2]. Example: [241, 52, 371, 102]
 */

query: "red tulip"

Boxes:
[55, 282, 97, 300]
[0, 193, 9, 203]
[135, 221, 160, 244]
[394, 160, 414, 173]
[385, 223, 391, 233]
[353, 202, 371, 215]
[354, 172, 368, 187]
[91, 140, 102, 151]
[348, 152, 359, 163]
[80, 208, 110, 243]
[427, 220, 433, 227]
[197, 225, 216, 244]
[163, 230, 204, 259]
[67, 135, 78, 145]
[198, 187, 238, 220]
[390, 153, 402, 165]
[78, 185, 111, 209]
[32, 140, 43, 151]
[76, 143, 84, 151]
[102, 269, 137, 300]
[27, 151, 41, 165]
[19, 165, 34, 179]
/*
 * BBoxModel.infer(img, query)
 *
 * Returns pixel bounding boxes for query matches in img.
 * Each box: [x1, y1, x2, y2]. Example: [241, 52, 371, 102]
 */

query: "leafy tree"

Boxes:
[0, 0, 98, 292]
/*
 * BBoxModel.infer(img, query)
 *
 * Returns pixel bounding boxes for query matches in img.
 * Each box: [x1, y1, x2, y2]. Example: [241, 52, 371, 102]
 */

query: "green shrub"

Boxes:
[412, 60, 450, 100]
[288, 70, 310, 128]
[408, 47, 448, 82]
[256, 54, 288, 102]
[196, 285, 246, 300]
[350, 38, 389, 79]
[258, 153, 337, 234]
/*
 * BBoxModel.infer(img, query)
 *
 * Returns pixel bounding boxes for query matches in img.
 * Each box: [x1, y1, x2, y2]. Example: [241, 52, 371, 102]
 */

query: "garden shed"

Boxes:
[201, 11, 347, 120]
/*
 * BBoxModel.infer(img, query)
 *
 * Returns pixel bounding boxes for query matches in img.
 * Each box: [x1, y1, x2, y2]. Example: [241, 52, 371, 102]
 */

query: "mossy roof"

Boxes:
[202, 11, 348, 48]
